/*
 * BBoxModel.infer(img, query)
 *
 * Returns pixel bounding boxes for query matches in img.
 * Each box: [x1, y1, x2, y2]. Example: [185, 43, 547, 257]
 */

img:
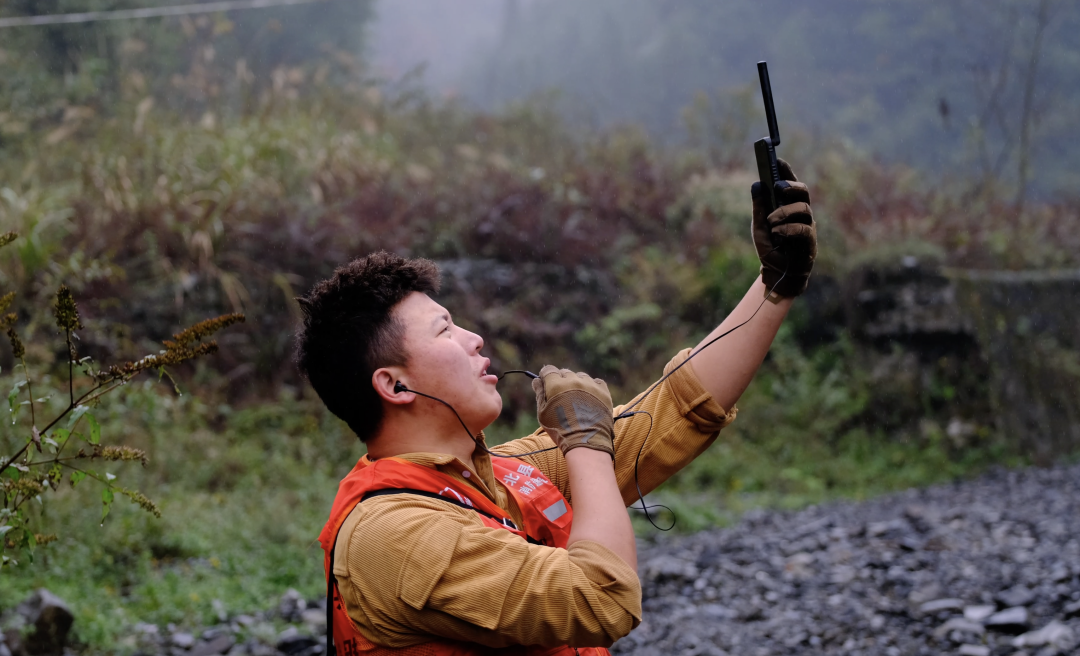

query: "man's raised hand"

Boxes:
[532, 365, 615, 459]
[751, 158, 818, 299]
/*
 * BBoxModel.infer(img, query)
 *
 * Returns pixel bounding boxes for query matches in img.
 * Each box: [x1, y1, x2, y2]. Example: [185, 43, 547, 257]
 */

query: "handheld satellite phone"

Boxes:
[753, 61, 782, 214]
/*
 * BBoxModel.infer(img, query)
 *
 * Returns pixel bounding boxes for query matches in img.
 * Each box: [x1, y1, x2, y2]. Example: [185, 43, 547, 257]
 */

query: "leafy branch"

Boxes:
[0, 232, 245, 566]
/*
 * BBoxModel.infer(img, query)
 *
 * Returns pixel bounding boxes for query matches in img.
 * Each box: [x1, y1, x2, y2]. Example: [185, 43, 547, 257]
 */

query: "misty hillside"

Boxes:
[457, 0, 1079, 199]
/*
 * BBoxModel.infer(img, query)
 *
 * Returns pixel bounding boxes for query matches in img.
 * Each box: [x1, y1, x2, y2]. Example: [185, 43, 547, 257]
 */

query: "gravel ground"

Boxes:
[613, 462, 1080, 656]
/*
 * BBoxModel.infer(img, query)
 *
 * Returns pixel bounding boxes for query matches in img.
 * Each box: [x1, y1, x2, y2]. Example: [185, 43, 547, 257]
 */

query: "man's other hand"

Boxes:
[751, 158, 817, 299]
[532, 366, 615, 458]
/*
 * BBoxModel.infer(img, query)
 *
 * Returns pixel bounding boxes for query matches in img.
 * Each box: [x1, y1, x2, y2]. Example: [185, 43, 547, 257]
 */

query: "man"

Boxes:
[298, 161, 816, 655]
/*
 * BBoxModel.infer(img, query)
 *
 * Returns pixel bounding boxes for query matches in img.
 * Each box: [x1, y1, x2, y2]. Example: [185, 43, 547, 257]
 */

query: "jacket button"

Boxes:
[462, 470, 471, 478]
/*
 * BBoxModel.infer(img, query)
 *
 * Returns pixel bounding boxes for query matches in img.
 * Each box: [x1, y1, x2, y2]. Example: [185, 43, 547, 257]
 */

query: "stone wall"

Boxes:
[800, 259, 1080, 463]
[950, 270, 1080, 464]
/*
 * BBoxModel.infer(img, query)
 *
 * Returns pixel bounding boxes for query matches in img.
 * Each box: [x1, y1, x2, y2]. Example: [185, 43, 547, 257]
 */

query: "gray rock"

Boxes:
[698, 604, 737, 619]
[642, 555, 699, 581]
[16, 589, 74, 656]
[984, 607, 1030, 634]
[932, 618, 986, 640]
[1050, 565, 1072, 582]
[919, 598, 965, 614]
[908, 582, 944, 605]
[1064, 600, 1080, 619]
[243, 640, 278, 656]
[300, 608, 327, 628]
[275, 627, 318, 656]
[964, 605, 996, 622]
[190, 635, 236, 656]
[996, 586, 1036, 608]
[278, 589, 306, 623]
[957, 645, 990, 656]
[1010, 621, 1075, 650]
[783, 552, 815, 579]
[172, 632, 196, 649]
[0, 631, 19, 656]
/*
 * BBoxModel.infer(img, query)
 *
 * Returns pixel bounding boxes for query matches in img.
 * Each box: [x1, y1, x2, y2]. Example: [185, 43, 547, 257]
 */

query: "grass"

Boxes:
[0, 380, 354, 648]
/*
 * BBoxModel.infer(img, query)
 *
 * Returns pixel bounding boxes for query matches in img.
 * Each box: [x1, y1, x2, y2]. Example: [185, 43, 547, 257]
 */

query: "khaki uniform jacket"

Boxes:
[332, 348, 737, 649]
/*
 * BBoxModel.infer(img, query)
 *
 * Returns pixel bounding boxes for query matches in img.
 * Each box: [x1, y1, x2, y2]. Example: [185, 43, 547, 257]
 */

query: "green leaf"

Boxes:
[86, 413, 101, 445]
[8, 379, 26, 397]
[52, 428, 70, 446]
[101, 487, 114, 522]
[8, 379, 27, 418]
[70, 471, 87, 487]
[67, 405, 89, 429]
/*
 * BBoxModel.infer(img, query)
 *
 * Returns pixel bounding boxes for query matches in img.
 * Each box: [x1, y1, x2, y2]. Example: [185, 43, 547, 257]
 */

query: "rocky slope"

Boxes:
[614, 463, 1080, 656]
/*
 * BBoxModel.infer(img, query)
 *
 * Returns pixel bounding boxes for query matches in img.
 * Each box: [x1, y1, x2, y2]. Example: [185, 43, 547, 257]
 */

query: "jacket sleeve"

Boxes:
[334, 495, 641, 649]
[496, 347, 737, 506]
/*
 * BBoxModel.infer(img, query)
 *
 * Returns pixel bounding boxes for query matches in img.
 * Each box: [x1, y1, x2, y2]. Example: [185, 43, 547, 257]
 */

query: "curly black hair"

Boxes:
[294, 252, 440, 441]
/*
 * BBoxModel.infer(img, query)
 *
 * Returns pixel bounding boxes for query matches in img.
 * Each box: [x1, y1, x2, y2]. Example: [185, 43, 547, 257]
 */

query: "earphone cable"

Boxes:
[401, 250, 789, 528]
[610, 257, 788, 529]
[402, 387, 560, 458]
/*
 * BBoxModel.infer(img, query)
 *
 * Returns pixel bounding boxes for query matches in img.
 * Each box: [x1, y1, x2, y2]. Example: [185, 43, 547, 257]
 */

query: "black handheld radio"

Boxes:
[753, 61, 782, 214]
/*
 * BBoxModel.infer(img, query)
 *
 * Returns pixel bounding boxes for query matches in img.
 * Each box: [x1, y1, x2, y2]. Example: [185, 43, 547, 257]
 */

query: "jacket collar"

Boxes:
[373, 432, 500, 503]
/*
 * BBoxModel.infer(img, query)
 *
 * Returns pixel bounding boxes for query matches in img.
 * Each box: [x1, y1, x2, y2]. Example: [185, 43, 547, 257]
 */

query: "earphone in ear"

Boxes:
[392, 378, 559, 460]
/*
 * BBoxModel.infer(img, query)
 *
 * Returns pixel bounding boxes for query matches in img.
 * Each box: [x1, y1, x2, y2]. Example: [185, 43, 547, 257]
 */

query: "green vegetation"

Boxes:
[0, 230, 245, 572]
[0, 386, 351, 648]
[0, 0, 373, 128]
[637, 330, 1019, 533]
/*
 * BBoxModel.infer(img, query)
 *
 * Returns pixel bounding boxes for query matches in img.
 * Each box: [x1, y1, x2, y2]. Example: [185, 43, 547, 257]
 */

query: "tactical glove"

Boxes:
[532, 365, 615, 459]
[751, 158, 817, 299]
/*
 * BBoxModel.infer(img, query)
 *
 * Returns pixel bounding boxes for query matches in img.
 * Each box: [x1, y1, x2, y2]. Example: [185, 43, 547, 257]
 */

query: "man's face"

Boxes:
[394, 292, 502, 434]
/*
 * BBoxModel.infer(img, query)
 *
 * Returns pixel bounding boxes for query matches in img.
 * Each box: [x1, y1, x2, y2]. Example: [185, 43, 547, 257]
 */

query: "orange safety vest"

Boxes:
[317, 454, 612, 656]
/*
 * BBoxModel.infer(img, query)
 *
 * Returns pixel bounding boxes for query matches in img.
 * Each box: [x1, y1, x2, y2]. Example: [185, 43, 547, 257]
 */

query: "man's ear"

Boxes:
[373, 367, 412, 405]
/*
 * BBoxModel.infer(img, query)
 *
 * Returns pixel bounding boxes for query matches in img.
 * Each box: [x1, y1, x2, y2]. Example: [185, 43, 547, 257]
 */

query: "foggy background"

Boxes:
[369, 0, 1079, 199]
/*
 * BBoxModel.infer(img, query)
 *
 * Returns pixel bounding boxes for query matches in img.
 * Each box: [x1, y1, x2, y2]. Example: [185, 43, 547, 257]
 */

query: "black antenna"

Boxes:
[757, 61, 780, 146]
[753, 61, 783, 213]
